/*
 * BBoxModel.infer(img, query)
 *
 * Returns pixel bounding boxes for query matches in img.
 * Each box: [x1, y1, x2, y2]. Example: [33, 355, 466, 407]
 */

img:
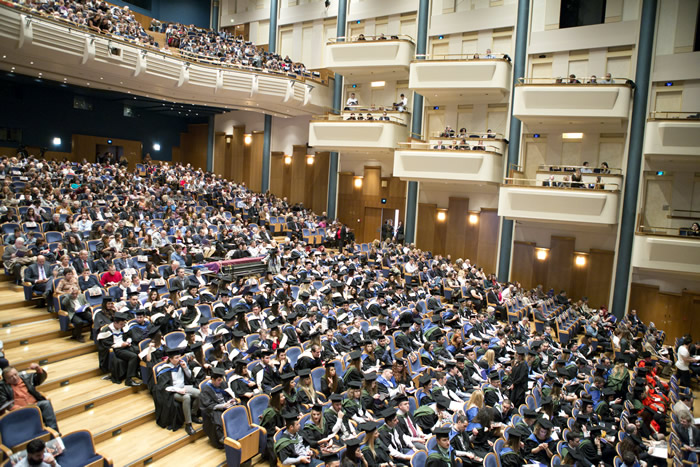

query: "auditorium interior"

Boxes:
[0, 0, 699, 465]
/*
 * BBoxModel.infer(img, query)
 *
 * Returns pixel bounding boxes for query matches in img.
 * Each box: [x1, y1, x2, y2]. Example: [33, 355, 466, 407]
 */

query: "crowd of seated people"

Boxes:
[9, 0, 315, 78]
[0, 151, 696, 466]
[344, 92, 409, 113]
[439, 127, 499, 140]
[555, 73, 616, 84]
[540, 162, 614, 190]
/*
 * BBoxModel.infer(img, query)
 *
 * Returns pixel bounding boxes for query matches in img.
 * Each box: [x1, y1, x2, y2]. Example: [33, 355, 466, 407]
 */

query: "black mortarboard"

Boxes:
[297, 369, 311, 377]
[434, 395, 451, 410]
[198, 316, 210, 325]
[488, 371, 500, 380]
[330, 394, 343, 402]
[232, 330, 246, 339]
[114, 312, 129, 321]
[280, 372, 296, 382]
[364, 372, 377, 381]
[180, 298, 196, 307]
[602, 387, 616, 396]
[345, 438, 362, 448]
[538, 418, 554, 429]
[165, 347, 182, 357]
[212, 367, 226, 377]
[419, 374, 432, 386]
[349, 350, 362, 360]
[348, 380, 362, 389]
[522, 408, 537, 418]
[133, 308, 146, 315]
[282, 410, 300, 421]
[311, 404, 323, 412]
[189, 342, 203, 352]
[359, 421, 378, 432]
[433, 426, 451, 438]
[271, 386, 284, 396]
[379, 408, 397, 420]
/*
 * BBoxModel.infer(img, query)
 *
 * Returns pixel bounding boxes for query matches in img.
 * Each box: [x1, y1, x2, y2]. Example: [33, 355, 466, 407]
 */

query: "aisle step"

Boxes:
[41, 353, 102, 391]
[1, 319, 68, 349]
[96, 422, 205, 467]
[6, 337, 95, 371]
[0, 305, 53, 326]
[148, 435, 226, 467]
[59, 392, 156, 443]
[46, 376, 143, 418]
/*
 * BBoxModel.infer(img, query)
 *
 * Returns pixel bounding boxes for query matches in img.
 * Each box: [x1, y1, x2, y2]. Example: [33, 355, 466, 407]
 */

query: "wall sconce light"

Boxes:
[536, 248, 548, 261]
[284, 155, 292, 165]
[244, 134, 253, 145]
[225, 135, 232, 144]
[306, 154, 315, 165]
[575, 254, 587, 267]
[468, 213, 479, 225]
[354, 176, 363, 189]
[436, 210, 447, 222]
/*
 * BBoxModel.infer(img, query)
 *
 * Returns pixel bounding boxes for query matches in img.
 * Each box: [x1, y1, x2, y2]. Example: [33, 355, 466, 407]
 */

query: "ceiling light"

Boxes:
[371, 81, 385, 88]
[153, 143, 161, 151]
[244, 134, 252, 145]
[562, 132, 583, 139]
[536, 248, 548, 261]
[30, 61, 33, 65]
[52, 137, 61, 146]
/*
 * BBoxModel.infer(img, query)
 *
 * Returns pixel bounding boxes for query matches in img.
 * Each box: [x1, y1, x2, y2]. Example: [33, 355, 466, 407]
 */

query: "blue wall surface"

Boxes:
[109, 0, 212, 29]
[0, 75, 206, 161]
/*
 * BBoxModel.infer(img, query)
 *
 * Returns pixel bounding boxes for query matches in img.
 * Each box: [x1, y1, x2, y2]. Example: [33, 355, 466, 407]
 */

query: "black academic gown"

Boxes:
[200, 380, 234, 447]
[154, 364, 188, 430]
[509, 361, 529, 407]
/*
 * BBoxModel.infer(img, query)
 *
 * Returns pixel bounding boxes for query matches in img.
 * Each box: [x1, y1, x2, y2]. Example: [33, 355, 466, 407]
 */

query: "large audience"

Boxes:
[0, 152, 697, 467]
[10, 0, 313, 78]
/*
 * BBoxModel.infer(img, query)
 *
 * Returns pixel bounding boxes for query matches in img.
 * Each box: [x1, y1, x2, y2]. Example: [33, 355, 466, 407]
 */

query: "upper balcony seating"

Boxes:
[0, 2, 332, 116]
[309, 111, 410, 154]
[325, 34, 415, 81]
[644, 111, 700, 158]
[498, 164, 623, 225]
[513, 76, 633, 131]
[393, 131, 506, 184]
[409, 52, 512, 104]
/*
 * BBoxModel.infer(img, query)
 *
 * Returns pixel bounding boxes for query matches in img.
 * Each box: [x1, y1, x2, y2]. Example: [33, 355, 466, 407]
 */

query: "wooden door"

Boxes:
[362, 207, 383, 244]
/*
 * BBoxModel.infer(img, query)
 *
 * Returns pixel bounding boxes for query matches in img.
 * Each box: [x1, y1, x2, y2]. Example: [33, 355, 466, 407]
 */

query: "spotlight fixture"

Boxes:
[354, 176, 363, 188]
[536, 248, 548, 261]
[244, 134, 252, 145]
[284, 155, 292, 165]
[436, 210, 447, 222]
[153, 143, 161, 151]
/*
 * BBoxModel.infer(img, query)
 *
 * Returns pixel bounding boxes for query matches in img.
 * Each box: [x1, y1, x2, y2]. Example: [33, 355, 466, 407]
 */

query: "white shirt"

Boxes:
[677, 345, 691, 371]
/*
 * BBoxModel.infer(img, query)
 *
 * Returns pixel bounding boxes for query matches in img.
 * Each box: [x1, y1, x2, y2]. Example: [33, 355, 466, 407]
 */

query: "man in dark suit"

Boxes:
[72, 250, 95, 275]
[161, 260, 180, 280]
[44, 213, 66, 233]
[24, 255, 53, 296]
[676, 412, 700, 457]
[169, 268, 189, 295]
[286, 215, 303, 241]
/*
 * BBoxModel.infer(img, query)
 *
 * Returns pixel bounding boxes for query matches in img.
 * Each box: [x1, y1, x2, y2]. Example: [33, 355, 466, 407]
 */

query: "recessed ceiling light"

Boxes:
[86, 82, 90, 85]
[30, 61, 33, 64]
[100, 77, 103, 80]
[2, 55, 5, 59]
[120, 81, 123, 84]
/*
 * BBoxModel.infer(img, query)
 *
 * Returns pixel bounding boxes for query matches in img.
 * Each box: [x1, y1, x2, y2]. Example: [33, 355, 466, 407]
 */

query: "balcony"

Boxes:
[393, 135, 505, 184]
[498, 174, 621, 225]
[513, 78, 633, 131]
[325, 35, 415, 81]
[0, 3, 332, 116]
[409, 54, 512, 105]
[632, 230, 700, 276]
[644, 112, 700, 158]
[308, 112, 409, 155]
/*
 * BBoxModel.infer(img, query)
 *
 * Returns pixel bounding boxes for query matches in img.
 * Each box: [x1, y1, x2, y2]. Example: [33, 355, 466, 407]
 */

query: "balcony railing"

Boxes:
[397, 141, 503, 155]
[414, 52, 510, 61]
[637, 224, 700, 238]
[328, 34, 415, 44]
[537, 164, 623, 175]
[648, 111, 700, 120]
[517, 76, 632, 85]
[504, 177, 621, 191]
[319, 112, 409, 125]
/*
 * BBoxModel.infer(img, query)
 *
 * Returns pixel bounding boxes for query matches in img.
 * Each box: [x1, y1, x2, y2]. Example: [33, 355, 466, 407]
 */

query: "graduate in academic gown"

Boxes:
[360, 421, 393, 467]
[200, 367, 236, 448]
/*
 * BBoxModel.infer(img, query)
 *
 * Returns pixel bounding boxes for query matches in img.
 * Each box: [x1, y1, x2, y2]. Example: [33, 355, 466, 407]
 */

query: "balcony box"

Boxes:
[393, 142, 504, 184]
[632, 234, 700, 276]
[498, 185, 620, 225]
[644, 114, 700, 157]
[309, 116, 409, 154]
[325, 37, 415, 80]
[409, 58, 511, 104]
[513, 82, 633, 131]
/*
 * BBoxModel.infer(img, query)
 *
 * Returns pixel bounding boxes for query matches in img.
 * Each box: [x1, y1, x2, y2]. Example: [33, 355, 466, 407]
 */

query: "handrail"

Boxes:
[637, 224, 700, 238]
[538, 164, 623, 175]
[517, 77, 632, 85]
[503, 177, 621, 191]
[343, 105, 411, 113]
[313, 114, 407, 126]
[1, 2, 327, 85]
[671, 209, 700, 217]
[397, 141, 503, 155]
[415, 53, 510, 61]
[328, 34, 415, 44]
[648, 111, 700, 120]
[429, 130, 505, 139]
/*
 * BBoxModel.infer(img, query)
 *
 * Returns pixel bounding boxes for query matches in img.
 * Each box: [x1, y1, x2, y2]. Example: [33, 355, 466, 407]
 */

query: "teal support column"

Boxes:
[261, 0, 279, 192]
[497, 0, 529, 282]
[206, 115, 214, 173]
[268, 0, 279, 52]
[327, 0, 348, 220]
[261, 115, 272, 193]
[611, 0, 657, 319]
[404, 0, 430, 244]
[211, 0, 219, 31]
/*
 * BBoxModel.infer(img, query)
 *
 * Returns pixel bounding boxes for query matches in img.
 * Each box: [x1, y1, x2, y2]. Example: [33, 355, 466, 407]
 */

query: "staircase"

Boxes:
[0, 279, 228, 467]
